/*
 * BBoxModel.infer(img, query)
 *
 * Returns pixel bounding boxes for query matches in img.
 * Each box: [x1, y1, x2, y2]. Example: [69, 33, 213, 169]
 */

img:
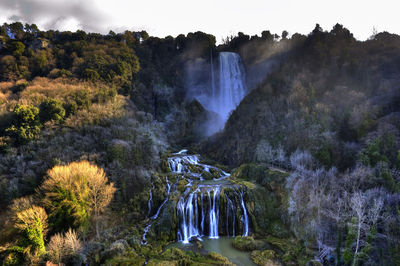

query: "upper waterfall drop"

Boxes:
[189, 51, 247, 135]
[211, 52, 247, 123]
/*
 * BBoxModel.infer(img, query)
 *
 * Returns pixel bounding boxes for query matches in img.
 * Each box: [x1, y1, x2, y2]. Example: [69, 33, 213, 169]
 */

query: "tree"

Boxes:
[6, 104, 41, 144]
[8, 41, 25, 57]
[348, 191, 384, 265]
[39, 98, 66, 123]
[41, 161, 116, 236]
[261, 30, 274, 42]
[282, 30, 289, 40]
[9, 204, 48, 263]
[47, 229, 82, 264]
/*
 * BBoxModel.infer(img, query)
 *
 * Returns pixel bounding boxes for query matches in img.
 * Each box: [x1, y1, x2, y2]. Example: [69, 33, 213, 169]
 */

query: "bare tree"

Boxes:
[350, 191, 366, 258]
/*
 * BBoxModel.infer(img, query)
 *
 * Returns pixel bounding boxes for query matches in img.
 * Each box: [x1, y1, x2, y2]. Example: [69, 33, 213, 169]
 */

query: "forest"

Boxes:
[0, 21, 399, 265]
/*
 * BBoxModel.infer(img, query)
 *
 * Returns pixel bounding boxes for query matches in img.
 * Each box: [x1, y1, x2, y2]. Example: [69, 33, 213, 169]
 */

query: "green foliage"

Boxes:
[95, 86, 117, 103]
[83, 68, 100, 81]
[3, 246, 25, 266]
[343, 221, 357, 265]
[39, 98, 66, 123]
[11, 205, 48, 262]
[397, 150, 400, 168]
[6, 104, 41, 144]
[71, 90, 91, 110]
[380, 169, 397, 192]
[41, 161, 115, 233]
[8, 41, 25, 57]
[48, 68, 73, 78]
[314, 145, 332, 169]
[359, 139, 390, 167]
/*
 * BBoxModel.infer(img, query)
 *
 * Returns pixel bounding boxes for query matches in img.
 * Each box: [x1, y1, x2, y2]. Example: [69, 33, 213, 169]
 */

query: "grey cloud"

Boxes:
[0, 0, 110, 33]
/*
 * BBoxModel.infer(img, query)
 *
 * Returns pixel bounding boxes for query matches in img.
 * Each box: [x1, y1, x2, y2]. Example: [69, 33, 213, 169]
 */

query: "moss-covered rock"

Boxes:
[236, 165, 290, 239]
[265, 236, 312, 265]
[232, 163, 269, 182]
[152, 248, 234, 265]
[251, 249, 282, 266]
[177, 178, 189, 192]
[152, 200, 177, 242]
[208, 252, 234, 265]
[232, 236, 266, 251]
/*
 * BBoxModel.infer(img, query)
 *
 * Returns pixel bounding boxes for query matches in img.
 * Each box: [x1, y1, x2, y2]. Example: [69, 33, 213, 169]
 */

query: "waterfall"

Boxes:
[209, 186, 220, 238]
[172, 151, 250, 243]
[143, 150, 251, 245]
[191, 51, 247, 135]
[141, 177, 171, 245]
[226, 195, 236, 237]
[214, 52, 247, 122]
[146, 186, 153, 218]
[240, 189, 249, 237]
[210, 51, 216, 109]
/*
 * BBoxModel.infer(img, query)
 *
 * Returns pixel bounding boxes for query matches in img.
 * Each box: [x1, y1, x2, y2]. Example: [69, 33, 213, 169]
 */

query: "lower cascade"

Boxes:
[142, 149, 251, 245]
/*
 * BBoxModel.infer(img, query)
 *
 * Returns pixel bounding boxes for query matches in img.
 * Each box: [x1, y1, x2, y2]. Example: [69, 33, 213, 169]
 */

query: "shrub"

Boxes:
[95, 86, 117, 103]
[6, 104, 41, 144]
[71, 90, 91, 110]
[39, 98, 66, 123]
[83, 68, 100, 81]
[10, 205, 48, 262]
[47, 229, 82, 264]
[48, 68, 72, 79]
[41, 161, 116, 235]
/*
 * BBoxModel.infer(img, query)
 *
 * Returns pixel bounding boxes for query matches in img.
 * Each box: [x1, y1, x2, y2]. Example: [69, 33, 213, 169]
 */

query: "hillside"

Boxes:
[0, 22, 399, 265]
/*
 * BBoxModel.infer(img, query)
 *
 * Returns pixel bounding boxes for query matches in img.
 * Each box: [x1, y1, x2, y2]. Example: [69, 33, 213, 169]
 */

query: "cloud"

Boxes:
[0, 0, 110, 33]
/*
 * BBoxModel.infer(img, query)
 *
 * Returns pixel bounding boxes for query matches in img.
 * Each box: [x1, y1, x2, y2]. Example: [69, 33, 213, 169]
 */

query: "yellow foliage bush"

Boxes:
[41, 161, 116, 234]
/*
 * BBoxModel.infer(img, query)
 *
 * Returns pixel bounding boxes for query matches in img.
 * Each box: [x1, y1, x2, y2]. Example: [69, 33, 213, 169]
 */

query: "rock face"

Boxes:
[232, 163, 291, 238]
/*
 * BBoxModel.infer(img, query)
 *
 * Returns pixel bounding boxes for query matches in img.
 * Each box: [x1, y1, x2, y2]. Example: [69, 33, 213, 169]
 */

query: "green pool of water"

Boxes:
[167, 237, 255, 266]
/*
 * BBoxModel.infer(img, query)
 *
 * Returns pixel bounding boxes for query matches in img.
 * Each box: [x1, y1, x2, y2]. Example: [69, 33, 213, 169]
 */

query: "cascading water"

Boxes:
[146, 185, 153, 218]
[192, 51, 247, 135]
[213, 52, 247, 122]
[142, 149, 251, 245]
[240, 189, 249, 237]
[171, 150, 250, 244]
[141, 177, 171, 245]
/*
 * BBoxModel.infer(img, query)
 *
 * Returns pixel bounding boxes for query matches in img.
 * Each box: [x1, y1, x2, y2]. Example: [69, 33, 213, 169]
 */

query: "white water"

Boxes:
[192, 52, 247, 135]
[209, 186, 220, 238]
[214, 52, 247, 122]
[142, 150, 250, 245]
[240, 190, 249, 237]
[141, 177, 171, 245]
[172, 151, 250, 244]
[146, 187, 153, 218]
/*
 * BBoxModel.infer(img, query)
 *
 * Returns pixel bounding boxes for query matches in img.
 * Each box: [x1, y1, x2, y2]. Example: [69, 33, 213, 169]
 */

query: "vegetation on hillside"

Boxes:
[0, 21, 399, 265]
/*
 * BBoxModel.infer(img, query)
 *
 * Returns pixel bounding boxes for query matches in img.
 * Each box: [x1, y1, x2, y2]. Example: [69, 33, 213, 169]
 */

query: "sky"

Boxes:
[0, 0, 398, 42]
